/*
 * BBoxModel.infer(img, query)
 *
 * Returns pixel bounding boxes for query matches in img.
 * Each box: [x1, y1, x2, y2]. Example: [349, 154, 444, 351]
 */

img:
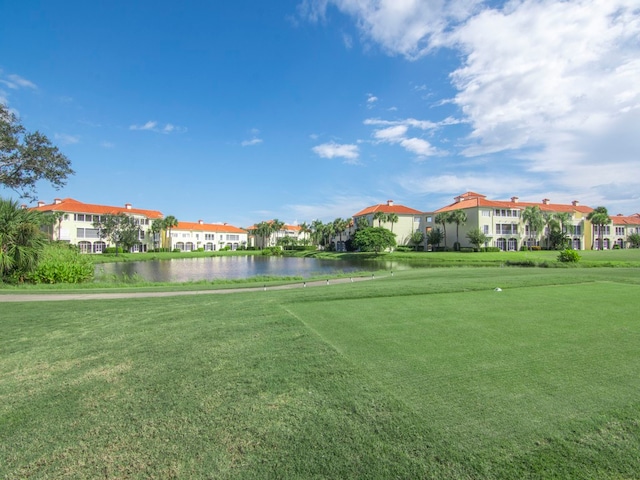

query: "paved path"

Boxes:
[0, 275, 379, 302]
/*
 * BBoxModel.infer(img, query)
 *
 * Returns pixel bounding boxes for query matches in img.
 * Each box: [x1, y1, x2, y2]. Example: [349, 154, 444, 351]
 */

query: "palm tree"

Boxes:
[355, 217, 370, 230]
[587, 206, 611, 250]
[522, 206, 544, 249]
[434, 212, 450, 248]
[0, 197, 47, 281]
[387, 212, 399, 234]
[332, 217, 349, 251]
[554, 212, 572, 236]
[162, 215, 178, 250]
[150, 219, 164, 250]
[298, 221, 312, 246]
[270, 219, 285, 247]
[254, 221, 272, 249]
[448, 210, 467, 250]
[311, 219, 324, 248]
[373, 211, 386, 228]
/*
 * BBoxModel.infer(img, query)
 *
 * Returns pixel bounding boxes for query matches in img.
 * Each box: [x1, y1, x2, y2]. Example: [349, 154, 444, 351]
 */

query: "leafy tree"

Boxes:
[253, 221, 272, 249]
[311, 219, 324, 247]
[1, 104, 74, 200]
[409, 230, 424, 251]
[93, 214, 140, 255]
[628, 232, 640, 248]
[522, 206, 544, 250]
[554, 212, 572, 235]
[352, 226, 396, 254]
[587, 206, 611, 250]
[38, 210, 65, 240]
[426, 228, 443, 249]
[276, 235, 297, 250]
[448, 210, 467, 250]
[434, 212, 449, 248]
[0, 197, 47, 281]
[466, 228, 488, 250]
[355, 217, 370, 230]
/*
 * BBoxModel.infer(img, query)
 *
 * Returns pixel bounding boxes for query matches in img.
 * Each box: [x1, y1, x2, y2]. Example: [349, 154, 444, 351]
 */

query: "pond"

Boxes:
[96, 255, 409, 283]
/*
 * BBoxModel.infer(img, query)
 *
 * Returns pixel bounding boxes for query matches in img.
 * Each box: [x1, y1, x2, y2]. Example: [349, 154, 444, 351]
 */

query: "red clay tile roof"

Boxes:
[30, 198, 164, 219]
[435, 193, 594, 215]
[175, 221, 247, 233]
[245, 221, 300, 232]
[611, 213, 640, 226]
[353, 202, 423, 217]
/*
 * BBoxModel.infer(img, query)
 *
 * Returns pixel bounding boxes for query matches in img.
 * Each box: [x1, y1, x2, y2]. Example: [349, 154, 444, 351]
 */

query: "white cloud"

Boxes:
[129, 120, 186, 134]
[312, 141, 360, 163]
[307, 0, 640, 211]
[241, 138, 263, 147]
[365, 117, 440, 158]
[286, 194, 381, 222]
[100, 141, 115, 149]
[366, 93, 378, 108]
[0, 73, 38, 90]
[301, 0, 482, 58]
[54, 133, 80, 145]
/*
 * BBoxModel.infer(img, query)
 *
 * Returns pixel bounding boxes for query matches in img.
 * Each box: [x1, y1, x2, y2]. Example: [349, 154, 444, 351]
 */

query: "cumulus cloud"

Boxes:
[304, 0, 640, 211]
[366, 93, 378, 108]
[365, 117, 440, 158]
[129, 120, 186, 134]
[312, 141, 360, 163]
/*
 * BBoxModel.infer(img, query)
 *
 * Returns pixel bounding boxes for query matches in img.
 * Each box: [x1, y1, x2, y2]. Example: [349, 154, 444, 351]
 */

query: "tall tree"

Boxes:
[332, 217, 349, 251]
[522, 206, 544, 249]
[0, 197, 47, 281]
[409, 230, 425, 251]
[587, 206, 611, 250]
[1, 104, 74, 200]
[448, 210, 467, 250]
[554, 212, 573, 236]
[387, 212, 399, 234]
[298, 222, 312, 246]
[162, 215, 178, 250]
[38, 211, 65, 241]
[270, 219, 285, 247]
[434, 212, 449, 248]
[150, 219, 164, 250]
[311, 219, 324, 247]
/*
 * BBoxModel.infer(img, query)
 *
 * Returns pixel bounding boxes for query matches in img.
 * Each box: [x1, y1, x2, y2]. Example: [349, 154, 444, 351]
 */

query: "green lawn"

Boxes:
[2, 268, 640, 478]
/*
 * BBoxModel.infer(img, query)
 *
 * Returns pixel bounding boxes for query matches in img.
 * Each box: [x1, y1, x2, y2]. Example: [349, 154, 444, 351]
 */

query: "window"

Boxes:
[615, 227, 625, 235]
[483, 225, 490, 234]
[226, 234, 240, 241]
[75, 214, 85, 221]
[482, 210, 491, 217]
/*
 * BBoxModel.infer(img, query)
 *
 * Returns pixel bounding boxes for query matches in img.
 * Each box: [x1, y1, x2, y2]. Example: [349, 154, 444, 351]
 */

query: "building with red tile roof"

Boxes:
[30, 197, 163, 253]
[167, 220, 248, 251]
[427, 192, 596, 250]
[245, 220, 309, 249]
[611, 213, 640, 248]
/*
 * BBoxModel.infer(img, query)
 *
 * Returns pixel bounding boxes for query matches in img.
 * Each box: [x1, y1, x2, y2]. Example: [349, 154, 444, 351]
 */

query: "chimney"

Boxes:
[54, 198, 62, 205]
[38, 201, 45, 207]
[198, 219, 204, 225]
[21, 204, 27, 209]
[542, 198, 550, 205]
[511, 196, 519, 203]
[572, 200, 580, 206]
[387, 200, 394, 206]
[125, 203, 132, 209]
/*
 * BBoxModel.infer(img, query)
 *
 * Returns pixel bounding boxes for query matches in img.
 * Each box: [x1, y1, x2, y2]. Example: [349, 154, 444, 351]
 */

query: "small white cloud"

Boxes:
[129, 120, 186, 134]
[312, 142, 360, 162]
[0, 73, 37, 90]
[100, 141, 115, 149]
[130, 121, 158, 131]
[366, 117, 441, 158]
[54, 133, 80, 145]
[343, 33, 353, 49]
[309, 133, 320, 140]
[374, 125, 408, 141]
[241, 138, 263, 147]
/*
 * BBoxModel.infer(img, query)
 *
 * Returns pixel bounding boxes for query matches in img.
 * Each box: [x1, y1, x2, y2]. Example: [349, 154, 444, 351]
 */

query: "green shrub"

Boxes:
[28, 243, 94, 284]
[395, 246, 413, 252]
[557, 249, 581, 263]
[480, 247, 501, 252]
[103, 246, 124, 254]
[261, 246, 283, 256]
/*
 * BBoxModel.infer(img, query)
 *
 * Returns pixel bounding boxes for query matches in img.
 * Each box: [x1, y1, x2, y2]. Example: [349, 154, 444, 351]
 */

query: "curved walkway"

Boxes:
[0, 275, 379, 302]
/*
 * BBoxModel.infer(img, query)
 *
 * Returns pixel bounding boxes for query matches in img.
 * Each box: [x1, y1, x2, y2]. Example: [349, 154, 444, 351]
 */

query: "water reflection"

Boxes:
[96, 255, 408, 283]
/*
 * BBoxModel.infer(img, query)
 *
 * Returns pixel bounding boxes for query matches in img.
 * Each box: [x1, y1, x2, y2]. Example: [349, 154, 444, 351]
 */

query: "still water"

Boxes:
[96, 255, 406, 283]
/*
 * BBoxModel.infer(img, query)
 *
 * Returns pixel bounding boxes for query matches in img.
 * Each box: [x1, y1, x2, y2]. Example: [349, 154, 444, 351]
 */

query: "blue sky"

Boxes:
[2, 0, 639, 227]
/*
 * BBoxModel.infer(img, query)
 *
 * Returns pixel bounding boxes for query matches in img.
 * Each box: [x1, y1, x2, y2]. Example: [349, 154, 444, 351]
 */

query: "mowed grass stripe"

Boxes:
[290, 282, 640, 449]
